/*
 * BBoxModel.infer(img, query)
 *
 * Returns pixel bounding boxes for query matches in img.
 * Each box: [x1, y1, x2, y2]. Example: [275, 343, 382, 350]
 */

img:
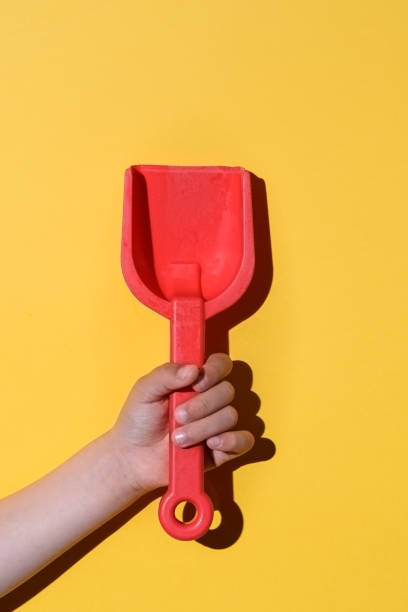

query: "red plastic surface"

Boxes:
[159, 296, 213, 540]
[121, 165, 255, 540]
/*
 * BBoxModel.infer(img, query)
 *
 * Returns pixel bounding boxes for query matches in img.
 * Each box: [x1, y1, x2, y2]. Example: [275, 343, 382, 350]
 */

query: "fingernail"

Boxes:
[178, 365, 196, 381]
[175, 407, 188, 424]
[208, 436, 222, 449]
[173, 430, 188, 446]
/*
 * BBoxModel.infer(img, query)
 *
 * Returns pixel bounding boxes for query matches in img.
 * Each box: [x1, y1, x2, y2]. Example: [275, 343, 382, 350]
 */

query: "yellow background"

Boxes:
[1, 1, 408, 610]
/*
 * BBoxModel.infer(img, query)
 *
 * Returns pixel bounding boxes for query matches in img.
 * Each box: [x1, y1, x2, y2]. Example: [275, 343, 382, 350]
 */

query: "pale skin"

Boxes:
[0, 353, 254, 597]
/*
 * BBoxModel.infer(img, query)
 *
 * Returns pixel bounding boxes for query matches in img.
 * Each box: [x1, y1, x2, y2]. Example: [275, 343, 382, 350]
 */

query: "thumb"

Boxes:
[131, 362, 200, 404]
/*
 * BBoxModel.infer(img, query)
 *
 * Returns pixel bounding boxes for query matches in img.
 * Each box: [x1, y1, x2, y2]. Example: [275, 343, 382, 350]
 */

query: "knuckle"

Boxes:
[223, 353, 233, 366]
[214, 351, 231, 363]
[190, 394, 209, 419]
[198, 394, 210, 416]
[207, 353, 230, 376]
[206, 362, 218, 380]
[132, 374, 147, 394]
[221, 380, 235, 402]
[163, 362, 177, 377]
[224, 405, 238, 427]
[247, 432, 256, 450]
[156, 362, 173, 375]
[218, 352, 233, 372]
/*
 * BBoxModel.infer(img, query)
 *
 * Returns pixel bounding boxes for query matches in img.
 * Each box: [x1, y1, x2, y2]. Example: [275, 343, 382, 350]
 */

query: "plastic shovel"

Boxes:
[121, 165, 255, 540]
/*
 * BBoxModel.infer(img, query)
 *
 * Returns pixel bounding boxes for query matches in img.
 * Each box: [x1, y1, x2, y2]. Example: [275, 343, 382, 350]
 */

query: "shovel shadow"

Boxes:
[0, 172, 274, 609]
[185, 172, 275, 548]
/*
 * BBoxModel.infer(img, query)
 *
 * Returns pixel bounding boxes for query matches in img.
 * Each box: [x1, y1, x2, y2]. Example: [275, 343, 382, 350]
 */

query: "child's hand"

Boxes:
[0, 353, 256, 596]
[0, 353, 254, 596]
[111, 353, 255, 494]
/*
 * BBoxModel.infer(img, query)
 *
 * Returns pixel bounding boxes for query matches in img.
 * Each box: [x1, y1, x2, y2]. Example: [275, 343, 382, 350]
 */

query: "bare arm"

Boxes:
[0, 430, 140, 596]
[0, 354, 254, 597]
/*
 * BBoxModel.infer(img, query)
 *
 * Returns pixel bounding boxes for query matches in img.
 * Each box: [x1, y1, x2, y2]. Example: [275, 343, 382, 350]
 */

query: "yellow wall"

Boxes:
[1, 1, 407, 610]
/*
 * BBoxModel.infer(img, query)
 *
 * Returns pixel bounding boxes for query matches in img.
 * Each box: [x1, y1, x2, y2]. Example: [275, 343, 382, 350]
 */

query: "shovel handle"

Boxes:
[158, 297, 213, 540]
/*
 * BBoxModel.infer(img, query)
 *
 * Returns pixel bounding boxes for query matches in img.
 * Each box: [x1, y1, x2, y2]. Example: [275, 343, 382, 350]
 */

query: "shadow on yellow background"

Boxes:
[2, 0, 408, 610]
[0, 172, 275, 608]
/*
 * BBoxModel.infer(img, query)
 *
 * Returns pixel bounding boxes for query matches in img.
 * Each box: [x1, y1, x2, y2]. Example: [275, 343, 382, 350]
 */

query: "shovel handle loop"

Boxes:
[158, 296, 213, 540]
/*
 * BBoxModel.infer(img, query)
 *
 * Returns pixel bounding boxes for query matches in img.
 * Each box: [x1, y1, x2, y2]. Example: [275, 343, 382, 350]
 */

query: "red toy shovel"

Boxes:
[121, 165, 254, 540]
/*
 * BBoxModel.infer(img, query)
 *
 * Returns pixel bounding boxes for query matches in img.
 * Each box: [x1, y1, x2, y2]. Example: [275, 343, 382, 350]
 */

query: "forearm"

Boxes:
[0, 430, 143, 597]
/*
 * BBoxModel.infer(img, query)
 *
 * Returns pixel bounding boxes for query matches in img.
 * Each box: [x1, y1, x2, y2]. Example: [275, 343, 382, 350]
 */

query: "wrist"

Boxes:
[100, 429, 150, 501]
[103, 428, 162, 498]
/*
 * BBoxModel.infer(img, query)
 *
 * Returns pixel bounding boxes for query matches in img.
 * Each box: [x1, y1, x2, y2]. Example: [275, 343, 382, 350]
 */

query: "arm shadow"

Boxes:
[0, 172, 275, 609]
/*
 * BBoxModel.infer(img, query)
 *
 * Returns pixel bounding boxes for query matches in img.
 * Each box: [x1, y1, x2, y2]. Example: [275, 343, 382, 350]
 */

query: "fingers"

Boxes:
[207, 430, 255, 454]
[130, 352, 232, 404]
[192, 353, 233, 392]
[171, 353, 255, 463]
[131, 353, 255, 466]
[175, 380, 235, 424]
[173, 405, 238, 447]
[132, 362, 200, 403]
[207, 430, 255, 467]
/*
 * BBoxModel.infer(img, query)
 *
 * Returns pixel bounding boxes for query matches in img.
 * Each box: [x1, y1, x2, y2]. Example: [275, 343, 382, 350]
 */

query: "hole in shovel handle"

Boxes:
[158, 490, 213, 541]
